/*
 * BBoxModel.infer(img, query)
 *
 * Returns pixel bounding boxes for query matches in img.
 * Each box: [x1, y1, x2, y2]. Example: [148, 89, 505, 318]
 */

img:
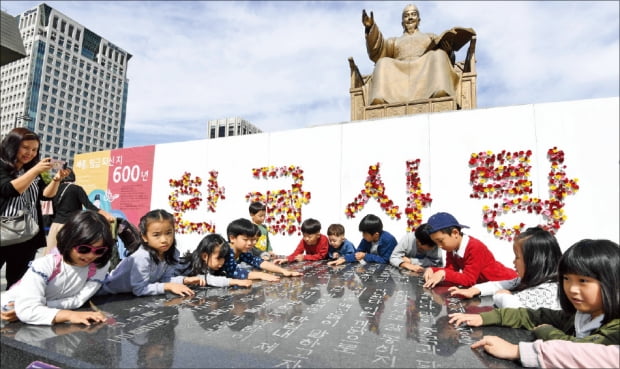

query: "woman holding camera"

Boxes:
[0, 127, 70, 289]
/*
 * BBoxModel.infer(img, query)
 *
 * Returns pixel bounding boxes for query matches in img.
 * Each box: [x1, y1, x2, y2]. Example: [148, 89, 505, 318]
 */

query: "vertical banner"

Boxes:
[107, 146, 155, 225]
[74, 146, 155, 225]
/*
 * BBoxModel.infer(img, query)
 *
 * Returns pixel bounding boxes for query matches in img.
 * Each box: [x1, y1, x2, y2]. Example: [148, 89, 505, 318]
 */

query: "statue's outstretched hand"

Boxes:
[362, 9, 374, 28]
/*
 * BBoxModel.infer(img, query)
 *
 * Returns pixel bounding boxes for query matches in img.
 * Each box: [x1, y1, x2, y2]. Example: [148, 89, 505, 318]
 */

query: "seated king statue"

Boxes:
[363, 4, 473, 105]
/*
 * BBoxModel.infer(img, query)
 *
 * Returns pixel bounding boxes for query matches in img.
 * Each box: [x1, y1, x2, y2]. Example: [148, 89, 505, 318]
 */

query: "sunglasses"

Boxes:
[73, 244, 109, 256]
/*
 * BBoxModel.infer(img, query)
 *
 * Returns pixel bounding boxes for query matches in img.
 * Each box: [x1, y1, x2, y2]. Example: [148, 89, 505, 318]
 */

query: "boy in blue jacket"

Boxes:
[328, 214, 397, 266]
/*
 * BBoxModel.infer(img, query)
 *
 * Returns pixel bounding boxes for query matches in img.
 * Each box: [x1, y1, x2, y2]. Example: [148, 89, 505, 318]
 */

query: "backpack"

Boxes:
[108, 217, 142, 270]
[48, 253, 98, 282]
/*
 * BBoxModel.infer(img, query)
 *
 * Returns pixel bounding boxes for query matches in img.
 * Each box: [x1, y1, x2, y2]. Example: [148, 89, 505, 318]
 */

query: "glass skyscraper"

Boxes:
[0, 3, 131, 165]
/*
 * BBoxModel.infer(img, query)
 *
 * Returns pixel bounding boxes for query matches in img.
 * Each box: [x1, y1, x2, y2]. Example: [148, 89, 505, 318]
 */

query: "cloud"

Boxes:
[2, 1, 618, 148]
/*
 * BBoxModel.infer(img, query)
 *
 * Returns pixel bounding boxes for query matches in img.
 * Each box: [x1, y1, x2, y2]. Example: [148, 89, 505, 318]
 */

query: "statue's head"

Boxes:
[401, 4, 420, 33]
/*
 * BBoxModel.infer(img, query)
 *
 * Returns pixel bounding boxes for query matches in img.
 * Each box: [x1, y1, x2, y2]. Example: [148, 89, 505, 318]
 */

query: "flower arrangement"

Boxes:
[168, 171, 217, 234]
[470, 148, 579, 241]
[469, 150, 533, 199]
[246, 165, 310, 236]
[405, 159, 432, 232]
[206, 170, 226, 212]
[345, 163, 401, 220]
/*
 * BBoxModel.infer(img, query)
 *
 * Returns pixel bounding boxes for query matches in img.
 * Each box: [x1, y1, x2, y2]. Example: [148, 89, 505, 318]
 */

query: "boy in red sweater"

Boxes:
[422, 212, 517, 288]
[274, 218, 329, 264]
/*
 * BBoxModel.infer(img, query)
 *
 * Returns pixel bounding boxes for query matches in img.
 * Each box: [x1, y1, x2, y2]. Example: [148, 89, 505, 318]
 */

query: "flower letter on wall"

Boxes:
[345, 163, 401, 220]
[206, 170, 226, 212]
[405, 159, 432, 232]
[168, 171, 220, 234]
[470, 148, 579, 241]
[246, 165, 310, 236]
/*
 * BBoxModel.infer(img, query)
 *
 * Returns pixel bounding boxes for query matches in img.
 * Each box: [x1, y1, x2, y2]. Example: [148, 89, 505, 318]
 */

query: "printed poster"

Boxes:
[74, 145, 155, 225]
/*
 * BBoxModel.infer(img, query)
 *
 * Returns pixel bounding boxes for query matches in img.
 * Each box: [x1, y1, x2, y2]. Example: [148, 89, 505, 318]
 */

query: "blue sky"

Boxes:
[2, 1, 618, 148]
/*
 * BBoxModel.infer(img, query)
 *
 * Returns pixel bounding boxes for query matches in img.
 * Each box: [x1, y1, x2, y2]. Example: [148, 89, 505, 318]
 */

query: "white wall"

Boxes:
[76, 97, 619, 268]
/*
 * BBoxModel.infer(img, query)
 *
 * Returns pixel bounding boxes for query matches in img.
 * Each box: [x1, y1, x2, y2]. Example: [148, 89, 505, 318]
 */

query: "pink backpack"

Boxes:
[48, 253, 98, 282]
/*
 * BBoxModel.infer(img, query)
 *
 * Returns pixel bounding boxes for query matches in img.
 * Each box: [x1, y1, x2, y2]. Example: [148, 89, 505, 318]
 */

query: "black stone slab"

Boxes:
[1, 262, 533, 368]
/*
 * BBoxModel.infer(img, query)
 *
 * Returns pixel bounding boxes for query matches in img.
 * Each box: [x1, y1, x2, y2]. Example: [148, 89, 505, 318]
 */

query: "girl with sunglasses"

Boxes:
[0, 210, 113, 325]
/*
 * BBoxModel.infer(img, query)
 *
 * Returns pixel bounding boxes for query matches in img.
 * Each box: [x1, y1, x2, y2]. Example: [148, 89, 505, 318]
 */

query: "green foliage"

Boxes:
[41, 171, 53, 184]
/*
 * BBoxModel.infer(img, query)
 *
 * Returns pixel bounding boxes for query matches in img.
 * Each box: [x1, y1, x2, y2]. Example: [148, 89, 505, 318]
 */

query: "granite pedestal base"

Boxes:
[1, 262, 533, 368]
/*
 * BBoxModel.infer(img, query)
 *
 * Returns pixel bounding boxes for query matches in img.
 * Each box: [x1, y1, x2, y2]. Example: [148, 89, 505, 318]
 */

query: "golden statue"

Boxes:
[349, 4, 477, 120]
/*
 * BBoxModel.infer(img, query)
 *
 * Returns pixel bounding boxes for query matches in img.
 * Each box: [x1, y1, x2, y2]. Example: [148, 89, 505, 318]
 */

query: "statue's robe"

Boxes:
[366, 24, 459, 105]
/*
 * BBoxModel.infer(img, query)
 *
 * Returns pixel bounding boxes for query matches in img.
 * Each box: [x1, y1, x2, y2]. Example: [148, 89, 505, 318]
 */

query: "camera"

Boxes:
[49, 159, 65, 170]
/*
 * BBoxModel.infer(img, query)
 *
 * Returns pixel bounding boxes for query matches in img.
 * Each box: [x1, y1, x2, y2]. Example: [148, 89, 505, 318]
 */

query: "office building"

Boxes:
[1, 10, 27, 66]
[207, 117, 262, 139]
[0, 3, 131, 164]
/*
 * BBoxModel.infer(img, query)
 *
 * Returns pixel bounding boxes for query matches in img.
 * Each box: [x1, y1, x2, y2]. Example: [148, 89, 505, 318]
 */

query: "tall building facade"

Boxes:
[0, 3, 131, 164]
[207, 117, 262, 139]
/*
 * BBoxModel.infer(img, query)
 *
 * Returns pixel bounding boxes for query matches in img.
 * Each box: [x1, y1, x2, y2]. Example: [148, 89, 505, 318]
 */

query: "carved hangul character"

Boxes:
[210, 307, 229, 316]
[113, 333, 134, 341]
[254, 342, 279, 354]
[419, 311, 435, 324]
[274, 358, 302, 368]
[272, 328, 294, 338]
[419, 335, 439, 346]
[240, 325, 255, 333]
[126, 306, 142, 313]
[420, 326, 438, 335]
[141, 311, 160, 318]
[268, 310, 284, 318]
[360, 305, 378, 317]
[380, 333, 400, 346]
[376, 344, 389, 353]
[353, 319, 368, 329]
[337, 302, 353, 311]
[290, 315, 309, 323]
[298, 338, 319, 349]
[415, 343, 436, 355]
[299, 290, 314, 299]
[372, 354, 396, 366]
[289, 347, 312, 359]
[307, 328, 328, 339]
[334, 342, 357, 354]
[416, 359, 436, 368]
[346, 325, 362, 336]
[324, 312, 341, 321]
[126, 315, 145, 323]
[383, 323, 403, 333]
[282, 323, 298, 332]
